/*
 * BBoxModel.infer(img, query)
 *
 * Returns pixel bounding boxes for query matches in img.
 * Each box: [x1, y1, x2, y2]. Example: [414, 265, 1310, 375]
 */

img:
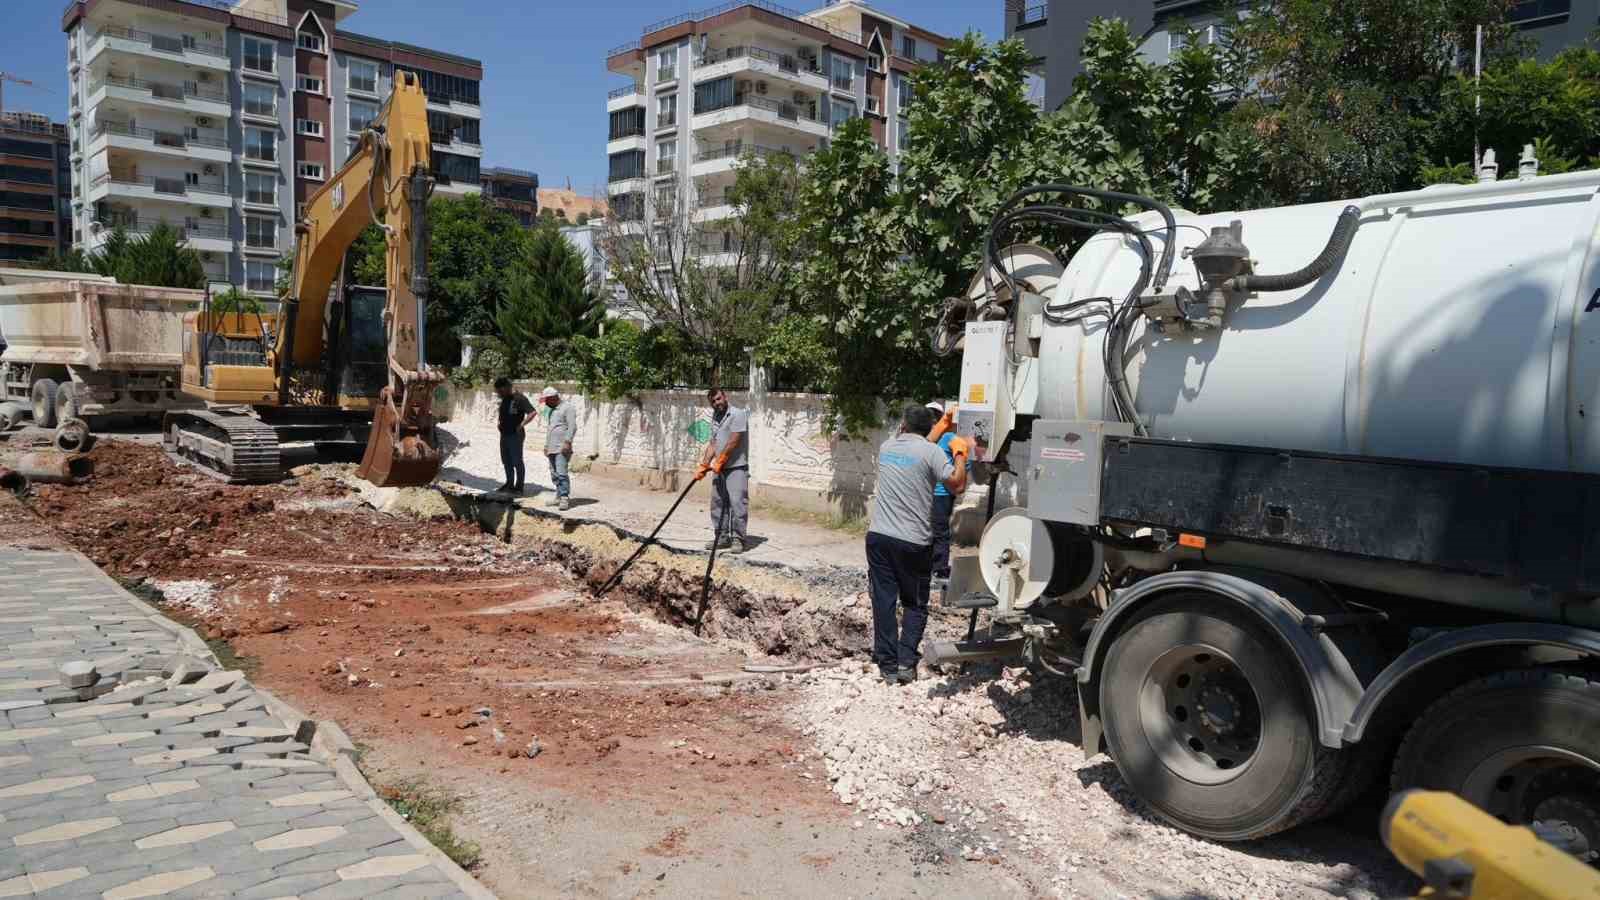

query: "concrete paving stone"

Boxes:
[369, 884, 464, 900]
[223, 727, 296, 742]
[10, 815, 121, 846]
[191, 670, 246, 693]
[175, 763, 244, 780]
[0, 756, 26, 770]
[52, 700, 135, 719]
[236, 743, 312, 758]
[166, 867, 283, 898]
[241, 759, 327, 772]
[253, 825, 349, 852]
[106, 779, 200, 802]
[148, 722, 220, 736]
[233, 871, 342, 900]
[267, 790, 353, 808]
[333, 854, 432, 881]
[308, 873, 448, 900]
[305, 831, 409, 857]
[101, 865, 217, 900]
[268, 849, 393, 879]
[109, 799, 216, 825]
[148, 701, 227, 721]
[29, 839, 200, 879]
[73, 730, 158, 748]
[236, 822, 295, 843]
[0, 866, 91, 898]
[132, 746, 217, 766]
[53, 818, 177, 850]
[134, 820, 238, 849]
[291, 809, 378, 829]
[229, 807, 313, 830]
[99, 684, 168, 705]
[0, 700, 45, 712]
[173, 798, 288, 826]
[0, 774, 91, 799]
[0, 727, 59, 746]
[0, 679, 58, 692]
[0, 659, 51, 671]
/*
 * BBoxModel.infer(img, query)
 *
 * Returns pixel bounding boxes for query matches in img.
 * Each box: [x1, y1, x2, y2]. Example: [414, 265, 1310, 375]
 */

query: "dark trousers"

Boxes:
[866, 531, 933, 673]
[499, 431, 524, 488]
[930, 493, 955, 579]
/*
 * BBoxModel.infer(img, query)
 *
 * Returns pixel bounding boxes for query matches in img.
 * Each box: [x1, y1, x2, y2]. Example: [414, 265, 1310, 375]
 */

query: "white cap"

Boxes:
[924, 401, 944, 414]
[541, 387, 559, 398]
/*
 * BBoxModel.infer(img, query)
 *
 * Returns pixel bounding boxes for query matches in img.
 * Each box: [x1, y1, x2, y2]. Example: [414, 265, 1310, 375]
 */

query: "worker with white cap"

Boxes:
[540, 386, 578, 510]
[925, 400, 963, 584]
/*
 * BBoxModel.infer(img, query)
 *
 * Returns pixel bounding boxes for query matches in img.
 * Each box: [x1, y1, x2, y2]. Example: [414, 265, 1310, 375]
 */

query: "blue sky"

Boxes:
[3, 0, 997, 195]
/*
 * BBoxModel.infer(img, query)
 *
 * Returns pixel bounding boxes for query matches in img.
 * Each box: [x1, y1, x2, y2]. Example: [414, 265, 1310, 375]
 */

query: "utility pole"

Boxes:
[1474, 25, 1483, 167]
[0, 72, 36, 116]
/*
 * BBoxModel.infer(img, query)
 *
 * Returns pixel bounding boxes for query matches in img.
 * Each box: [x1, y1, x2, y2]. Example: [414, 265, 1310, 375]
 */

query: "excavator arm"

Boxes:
[276, 70, 443, 487]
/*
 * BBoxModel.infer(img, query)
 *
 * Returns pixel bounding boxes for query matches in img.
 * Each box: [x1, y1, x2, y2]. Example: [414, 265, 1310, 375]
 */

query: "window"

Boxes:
[830, 53, 853, 91]
[656, 139, 676, 174]
[1509, 0, 1573, 23]
[398, 68, 479, 106]
[431, 151, 479, 186]
[184, 171, 200, 186]
[867, 53, 882, 72]
[830, 99, 856, 127]
[901, 35, 917, 58]
[654, 183, 675, 215]
[895, 75, 913, 112]
[243, 36, 274, 73]
[245, 259, 276, 292]
[608, 149, 644, 182]
[244, 127, 276, 162]
[694, 75, 735, 114]
[297, 75, 323, 94]
[297, 162, 324, 180]
[657, 47, 678, 82]
[245, 216, 276, 250]
[242, 83, 275, 118]
[657, 94, 676, 128]
[296, 118, 324, 138]
[244, 172, 275, 206]
[349, 59, 378, 95]
[349, 100, 378, 133]
[297, 32, 323, 51]
[865, 95, 880, 114]
[896, 117, 909, 150]
[1023, 70, 1046, 109]
[610, 107, 645, 140]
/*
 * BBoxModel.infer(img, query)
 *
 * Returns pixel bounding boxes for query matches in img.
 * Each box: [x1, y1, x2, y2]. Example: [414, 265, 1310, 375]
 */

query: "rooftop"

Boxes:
[336, 29, 483, 70]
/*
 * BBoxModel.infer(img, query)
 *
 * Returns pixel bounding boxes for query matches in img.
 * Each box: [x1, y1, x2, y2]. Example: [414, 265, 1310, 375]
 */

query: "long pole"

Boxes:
[1474, 25, 1483, 166]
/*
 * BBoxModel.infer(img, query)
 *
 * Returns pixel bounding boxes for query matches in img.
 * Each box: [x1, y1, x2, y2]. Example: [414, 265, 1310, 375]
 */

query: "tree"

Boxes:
[23, 247, 93, 274]
[211, 286, 263, 315]
[347, 223, 386, 286]
[1223, 0, 1516, 203]
[596, 149, 804, 385]
[41, 225, 208, 288]
[425, 193, 531, 365]
[494, 223, 603, 373]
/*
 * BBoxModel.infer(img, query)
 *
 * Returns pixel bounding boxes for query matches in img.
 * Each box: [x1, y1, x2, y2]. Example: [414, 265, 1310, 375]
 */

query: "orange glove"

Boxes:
[927, 403, 958, 441]
[948, 436, 971, 460]
[693, 464, 710, 482]
[711, 449, 734, 474]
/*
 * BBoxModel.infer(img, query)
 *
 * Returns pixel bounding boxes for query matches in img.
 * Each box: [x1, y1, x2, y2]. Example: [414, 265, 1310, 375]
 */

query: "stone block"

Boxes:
[55, 661, 98, 689]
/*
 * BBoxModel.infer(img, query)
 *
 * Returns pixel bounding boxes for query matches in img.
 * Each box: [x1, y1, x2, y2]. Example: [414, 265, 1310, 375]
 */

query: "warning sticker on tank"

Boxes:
[966, 384, 986, 404]
[1040, 447, 1086, 462]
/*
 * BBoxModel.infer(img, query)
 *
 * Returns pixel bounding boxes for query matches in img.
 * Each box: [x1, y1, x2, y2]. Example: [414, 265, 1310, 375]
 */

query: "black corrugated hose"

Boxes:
[1232, 205, 1362, 293]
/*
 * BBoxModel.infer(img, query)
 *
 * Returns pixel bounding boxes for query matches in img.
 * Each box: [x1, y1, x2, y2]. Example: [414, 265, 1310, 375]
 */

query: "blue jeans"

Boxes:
[866, 531, 932, 672]
[499, 431, 524, 488]
[546, 452, 570, 498]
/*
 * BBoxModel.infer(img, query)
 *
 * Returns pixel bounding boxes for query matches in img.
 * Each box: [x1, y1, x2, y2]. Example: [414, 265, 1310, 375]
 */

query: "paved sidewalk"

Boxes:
[0, 549, 480, 899]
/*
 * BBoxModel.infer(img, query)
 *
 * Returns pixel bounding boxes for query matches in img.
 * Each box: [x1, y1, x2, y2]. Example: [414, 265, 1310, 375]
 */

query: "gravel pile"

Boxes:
[795, 662, 1408, 899]
[149, 578, 219, 614]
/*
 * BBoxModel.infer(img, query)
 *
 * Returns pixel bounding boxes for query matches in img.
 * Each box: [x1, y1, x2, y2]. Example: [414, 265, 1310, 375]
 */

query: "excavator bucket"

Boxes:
[358, 386, 443, 488]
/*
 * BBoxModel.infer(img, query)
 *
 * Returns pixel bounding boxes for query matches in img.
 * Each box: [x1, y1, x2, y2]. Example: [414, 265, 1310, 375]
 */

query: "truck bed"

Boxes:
[0, 280, 201, 371]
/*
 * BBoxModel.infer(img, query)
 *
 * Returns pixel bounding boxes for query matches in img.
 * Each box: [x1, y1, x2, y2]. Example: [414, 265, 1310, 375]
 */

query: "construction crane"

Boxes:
[0, 72, 37, 115]
[163, 70, 443, 487]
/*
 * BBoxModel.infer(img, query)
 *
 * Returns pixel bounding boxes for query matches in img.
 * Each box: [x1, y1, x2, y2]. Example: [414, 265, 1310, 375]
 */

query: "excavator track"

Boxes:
[162, 409, 282, 484]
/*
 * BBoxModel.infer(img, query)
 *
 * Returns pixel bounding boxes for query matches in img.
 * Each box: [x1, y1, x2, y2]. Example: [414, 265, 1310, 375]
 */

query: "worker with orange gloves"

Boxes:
[693, 387, 750, 554]
[867, 403, 970, 684]
[924, 401, 966, 585]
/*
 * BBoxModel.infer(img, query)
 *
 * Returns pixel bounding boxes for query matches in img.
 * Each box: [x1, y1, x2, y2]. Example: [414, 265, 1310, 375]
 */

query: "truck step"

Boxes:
[924, 637, 1025, 666]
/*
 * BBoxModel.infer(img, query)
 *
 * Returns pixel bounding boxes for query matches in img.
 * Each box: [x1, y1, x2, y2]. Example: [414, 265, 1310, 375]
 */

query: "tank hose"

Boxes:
[1231, 205, 1361, 293]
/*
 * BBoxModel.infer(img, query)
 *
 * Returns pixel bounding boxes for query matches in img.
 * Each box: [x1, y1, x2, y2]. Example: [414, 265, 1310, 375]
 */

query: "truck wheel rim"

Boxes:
[1463, 746, 1600, 862]
[1137, 643, 1262, 786]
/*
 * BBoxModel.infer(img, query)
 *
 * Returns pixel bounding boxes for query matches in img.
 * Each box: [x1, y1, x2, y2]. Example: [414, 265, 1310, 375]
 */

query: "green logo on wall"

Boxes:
[687, 419, 712, 443]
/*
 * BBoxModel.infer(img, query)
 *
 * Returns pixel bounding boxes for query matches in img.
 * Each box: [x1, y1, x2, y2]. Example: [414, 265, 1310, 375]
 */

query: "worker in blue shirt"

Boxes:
[925, 401, 963, 582]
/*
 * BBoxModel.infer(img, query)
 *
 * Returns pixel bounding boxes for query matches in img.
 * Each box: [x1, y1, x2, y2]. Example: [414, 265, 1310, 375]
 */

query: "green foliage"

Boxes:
[211, 286, 263, 316]
[494, 223, 603, 373]
[347, 223, 387, 286]
[23, 247, 93, 273]
[377, 779, 481, 870]
[57, 225, 207, 288]
[571, 319, 687, 401]
[1426, 46, 1600, 179]
[426, 194, 532, 365]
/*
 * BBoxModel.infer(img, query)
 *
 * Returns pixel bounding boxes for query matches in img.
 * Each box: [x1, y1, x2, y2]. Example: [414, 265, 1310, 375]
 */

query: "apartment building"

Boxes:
[1007, 0, 1599, 113]
[605, 0, 948, 255]
[480, 166, 539, 227]
[62, 0, 483, 296]
[0, 112, 72, 263]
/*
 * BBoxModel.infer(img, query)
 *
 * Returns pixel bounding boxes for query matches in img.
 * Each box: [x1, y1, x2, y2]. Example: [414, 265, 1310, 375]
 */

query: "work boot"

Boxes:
[558, 497, 570, 511]
[508, 484, 524, 495]
[879, 668, 899, 684]
[545, 495, 561, 507]
[705, 536, 733, 551]
[727, 537, 750, 554]
[893, 666, 918, 685]
[494, 483, 513, 494]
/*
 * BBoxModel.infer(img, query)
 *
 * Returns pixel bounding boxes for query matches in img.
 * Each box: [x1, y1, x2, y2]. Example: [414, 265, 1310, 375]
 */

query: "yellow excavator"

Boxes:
[163, 71, 443, 487]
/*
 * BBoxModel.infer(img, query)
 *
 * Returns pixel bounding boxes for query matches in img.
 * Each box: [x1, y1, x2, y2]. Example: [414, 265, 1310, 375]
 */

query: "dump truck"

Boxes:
[0, 268, 201, 429]
[932, 158, 1600, 855]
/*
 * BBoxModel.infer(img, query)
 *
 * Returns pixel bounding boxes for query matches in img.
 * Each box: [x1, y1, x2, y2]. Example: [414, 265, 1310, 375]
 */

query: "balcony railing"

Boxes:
[91, 74, 227, 104]
[733, 94, 819, 123]
[642, 1, 860, 45]
[1017, 4, 1047, 27]
[831, 73, 854, 92]
[704, 45, 820, 76]
[657, 112, 677, 128]
[92, 173, 228, 197]
[608, 84, 641, 100]
[94, 121, 228, 150]
[657, 67, 677, 83]
[656, 158, 677, 175]
[102, 218, 229, 240]
[72, 0, 294, 28]
[694, 143, 794, 163]
[431, 132, 482, 148]
[94, 25, 226, 59]
[608, 172, 646, 184]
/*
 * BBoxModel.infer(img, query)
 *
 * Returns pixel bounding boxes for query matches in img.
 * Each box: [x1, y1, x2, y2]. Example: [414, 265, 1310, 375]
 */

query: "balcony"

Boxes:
[88, 173, 231, 209]
[691, 94, 827, 138]
[656, 158, 677, 176]
[426, 94, 481, 120]
[101, 217, 232, 252]
[691, 143, 794, 177]
[90, 121, 230, 164]
[88, 74, 230, 118]
[87, 25, 230, 72]
[607, 84, 642, 112]
[607, 176, 646, 195]
[430, 133, 483, 158]
[697, 45, 827, 93]
[657, 111, 678, 130]
[607, 133, 646, 155]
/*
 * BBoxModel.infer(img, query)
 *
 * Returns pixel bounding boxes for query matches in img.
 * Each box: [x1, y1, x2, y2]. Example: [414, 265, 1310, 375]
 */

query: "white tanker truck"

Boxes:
[932, 162, 1600, 850]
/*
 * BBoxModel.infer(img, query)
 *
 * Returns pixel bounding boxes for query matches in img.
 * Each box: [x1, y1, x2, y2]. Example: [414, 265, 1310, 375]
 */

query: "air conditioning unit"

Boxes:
[755, 81, 768, 95]
[195, 117, 212, 127]
[197, 72, 211, 82]
[202, 164, 217, 175]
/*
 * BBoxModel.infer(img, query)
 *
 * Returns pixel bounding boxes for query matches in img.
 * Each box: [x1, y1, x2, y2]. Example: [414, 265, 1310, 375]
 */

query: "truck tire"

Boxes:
[1099, 593, 1351, 840]
[1391, 669, 1600, 862]
[30, 378, 58, 429]
[54, 383, 81, 425]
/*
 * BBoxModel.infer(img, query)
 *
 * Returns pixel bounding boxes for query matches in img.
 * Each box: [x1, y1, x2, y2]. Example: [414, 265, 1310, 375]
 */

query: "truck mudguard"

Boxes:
[1342, 622, 1600, 744]
[1076, 570, 1365, 750]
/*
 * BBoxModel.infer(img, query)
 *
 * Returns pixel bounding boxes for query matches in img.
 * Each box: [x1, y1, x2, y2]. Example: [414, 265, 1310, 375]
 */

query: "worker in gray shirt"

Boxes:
[539, 386, 577, 511]
[868, 404, 970, 684]
[694, 387, 750, 553]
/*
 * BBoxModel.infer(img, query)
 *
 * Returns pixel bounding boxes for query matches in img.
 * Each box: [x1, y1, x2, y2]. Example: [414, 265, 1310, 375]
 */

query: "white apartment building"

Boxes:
[63, 0, 484, 296]
[605, 0, 949, 254]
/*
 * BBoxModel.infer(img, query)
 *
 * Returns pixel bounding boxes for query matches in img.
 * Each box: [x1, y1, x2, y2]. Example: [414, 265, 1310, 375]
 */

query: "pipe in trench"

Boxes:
[14, 452, 94, 485]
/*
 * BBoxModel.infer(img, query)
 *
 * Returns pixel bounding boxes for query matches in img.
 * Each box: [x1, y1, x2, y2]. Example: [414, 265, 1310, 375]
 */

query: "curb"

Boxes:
[57, 548, 498, 900]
